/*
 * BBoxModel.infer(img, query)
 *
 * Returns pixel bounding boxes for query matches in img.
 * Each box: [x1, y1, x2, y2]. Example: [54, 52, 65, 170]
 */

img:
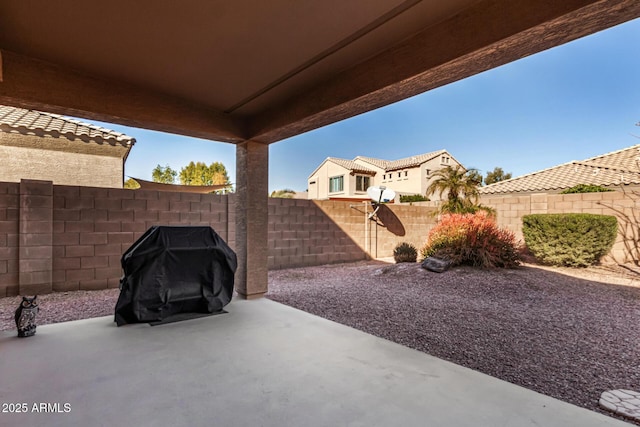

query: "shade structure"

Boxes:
[130, 177, 230, 194]
[115, 226, 237, 326]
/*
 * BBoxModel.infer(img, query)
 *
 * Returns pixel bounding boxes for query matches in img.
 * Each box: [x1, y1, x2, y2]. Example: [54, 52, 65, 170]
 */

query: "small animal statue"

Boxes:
[14, 295, 39, 337]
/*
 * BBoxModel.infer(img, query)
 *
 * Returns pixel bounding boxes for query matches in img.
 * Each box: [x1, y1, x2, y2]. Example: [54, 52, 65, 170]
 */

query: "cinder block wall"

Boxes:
[50, 185, 233, 294]
[267, 199, 369, 269]
[1, 183, 439, 296]
[267, 199, 438, 269]
[480, 191, 640, 263]
[0, 180, 233, 297]
[2, 180, 637, 298]
[371, 203, 439, 257]
[0, 181, 19, 296]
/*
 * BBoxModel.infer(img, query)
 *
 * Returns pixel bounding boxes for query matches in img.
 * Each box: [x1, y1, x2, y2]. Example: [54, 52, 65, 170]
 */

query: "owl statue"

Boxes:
[15, 295, 39, 337]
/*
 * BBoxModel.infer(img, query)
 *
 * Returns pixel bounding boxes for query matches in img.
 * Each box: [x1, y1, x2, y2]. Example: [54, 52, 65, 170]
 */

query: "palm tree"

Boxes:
[426, 165, 480, 213]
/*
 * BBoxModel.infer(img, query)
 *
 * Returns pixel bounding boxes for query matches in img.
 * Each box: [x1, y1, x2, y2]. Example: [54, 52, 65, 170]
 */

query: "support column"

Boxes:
[235, 141, 269, 299]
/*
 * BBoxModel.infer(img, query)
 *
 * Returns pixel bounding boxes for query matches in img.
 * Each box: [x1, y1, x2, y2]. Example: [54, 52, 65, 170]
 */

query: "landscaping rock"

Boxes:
[421, 257, 451, 273]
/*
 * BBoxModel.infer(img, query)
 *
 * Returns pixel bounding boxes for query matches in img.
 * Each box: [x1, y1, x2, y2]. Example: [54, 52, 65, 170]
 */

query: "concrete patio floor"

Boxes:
[0, 298, 630, 427]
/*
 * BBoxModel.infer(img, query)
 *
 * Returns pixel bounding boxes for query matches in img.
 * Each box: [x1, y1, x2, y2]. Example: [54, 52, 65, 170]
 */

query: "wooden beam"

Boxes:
[0, 50, 247, 143]
[249, 0, 640, 144]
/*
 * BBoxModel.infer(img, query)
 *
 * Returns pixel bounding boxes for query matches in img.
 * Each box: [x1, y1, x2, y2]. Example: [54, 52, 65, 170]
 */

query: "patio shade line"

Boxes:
[130, 177, 231, 194]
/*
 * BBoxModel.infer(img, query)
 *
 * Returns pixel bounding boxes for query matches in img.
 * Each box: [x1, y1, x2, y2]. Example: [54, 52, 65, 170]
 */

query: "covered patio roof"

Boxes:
[1, 1, 639, 144]
[1, 1, 639, 299]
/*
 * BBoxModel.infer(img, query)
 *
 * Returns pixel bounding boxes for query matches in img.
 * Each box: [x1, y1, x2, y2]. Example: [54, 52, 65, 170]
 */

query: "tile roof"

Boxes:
[355, 156, 389, 169]
[326, 157, 377, 174]
[384, 150, 447, 171]
[356, 150, 450, 171]
[0, 105, 136, 147]
[479, 144, 640, 194]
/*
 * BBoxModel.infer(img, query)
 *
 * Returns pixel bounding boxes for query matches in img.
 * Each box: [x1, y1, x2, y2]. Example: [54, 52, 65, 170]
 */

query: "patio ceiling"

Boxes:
[0, 0, 639, 144]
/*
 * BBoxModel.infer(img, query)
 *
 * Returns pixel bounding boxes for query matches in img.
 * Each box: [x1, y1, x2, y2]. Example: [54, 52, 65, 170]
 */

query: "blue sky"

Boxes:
[94, 17, 639, 192]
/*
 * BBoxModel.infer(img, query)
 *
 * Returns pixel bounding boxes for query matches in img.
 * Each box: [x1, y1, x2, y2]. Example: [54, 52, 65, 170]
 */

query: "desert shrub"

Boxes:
[522, 213, 617, 267]
[400, 194, 430, 203]
[560, 184, 614, 194]
[393, 242, 418, 263]
[420, 211, 520, 268]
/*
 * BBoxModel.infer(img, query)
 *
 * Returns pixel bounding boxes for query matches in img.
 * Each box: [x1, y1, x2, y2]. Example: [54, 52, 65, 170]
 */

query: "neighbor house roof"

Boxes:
[308, 157, 378, 178]
[356, 150, 449, 171]
[355, 156, 389, 170]
[0, 105, 136, 147]
[385, 150, 449, 171]
[479, 144, 640, 195]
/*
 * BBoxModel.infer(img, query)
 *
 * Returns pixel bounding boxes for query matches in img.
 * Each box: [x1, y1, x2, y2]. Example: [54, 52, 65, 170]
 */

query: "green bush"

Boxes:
[522, 213, 617, 267]
[420, 211, 520, 268]
[393, 242, 418, 263]
[400, 194, 430, 203]
[560, 184, 614, 194]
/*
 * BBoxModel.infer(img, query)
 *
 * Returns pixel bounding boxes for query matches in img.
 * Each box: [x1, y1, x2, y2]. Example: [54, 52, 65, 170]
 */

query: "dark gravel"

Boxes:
[267, 261, 640, 423]
[0, 289, 119, 332]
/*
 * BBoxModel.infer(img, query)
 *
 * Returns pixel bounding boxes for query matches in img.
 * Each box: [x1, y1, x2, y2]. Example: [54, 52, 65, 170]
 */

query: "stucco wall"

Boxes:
[0, 132, 127, 188]
[378, 156, 461, 196]
[307, 162, 351, 200]
[380, 168, 415, 193]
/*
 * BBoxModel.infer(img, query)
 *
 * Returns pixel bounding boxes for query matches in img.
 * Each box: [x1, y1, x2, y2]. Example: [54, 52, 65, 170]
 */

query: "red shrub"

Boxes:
[421, 211, 520, 268]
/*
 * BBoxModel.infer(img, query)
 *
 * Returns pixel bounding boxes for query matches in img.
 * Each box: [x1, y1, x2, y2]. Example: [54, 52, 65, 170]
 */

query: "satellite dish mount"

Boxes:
[366, 186, 396, 219]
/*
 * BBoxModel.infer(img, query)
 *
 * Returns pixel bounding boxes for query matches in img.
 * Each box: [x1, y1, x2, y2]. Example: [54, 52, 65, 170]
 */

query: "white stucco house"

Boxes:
[307, 149, 463, 201]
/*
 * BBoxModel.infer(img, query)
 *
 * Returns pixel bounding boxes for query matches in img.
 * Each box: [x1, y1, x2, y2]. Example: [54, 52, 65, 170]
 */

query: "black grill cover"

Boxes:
[115, 226, 237, 326]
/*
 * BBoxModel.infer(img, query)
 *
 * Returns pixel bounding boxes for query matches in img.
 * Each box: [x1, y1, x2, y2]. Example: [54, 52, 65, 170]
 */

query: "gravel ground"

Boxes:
[1, 261, 639, 422]
[0, 289, 120, 332]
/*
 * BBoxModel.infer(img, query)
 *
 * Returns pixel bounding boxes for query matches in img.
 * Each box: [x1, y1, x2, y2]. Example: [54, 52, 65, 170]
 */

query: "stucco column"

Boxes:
[235, 140, 269, 299]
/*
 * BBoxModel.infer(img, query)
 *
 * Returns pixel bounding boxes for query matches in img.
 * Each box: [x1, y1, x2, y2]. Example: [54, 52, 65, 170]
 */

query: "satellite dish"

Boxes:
[366, 186, 396, 219]
[367, 186, 396, 204]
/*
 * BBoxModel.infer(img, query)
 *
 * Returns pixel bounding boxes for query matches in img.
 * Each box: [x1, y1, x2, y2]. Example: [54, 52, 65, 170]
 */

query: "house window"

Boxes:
[425, 169, 431, 176]
[329, 175, 344, 193]
[441, 156, 450, 164]
[404, 171, 408, 177]
[398, 172, 401, 178]
[356, 175, 370, 192]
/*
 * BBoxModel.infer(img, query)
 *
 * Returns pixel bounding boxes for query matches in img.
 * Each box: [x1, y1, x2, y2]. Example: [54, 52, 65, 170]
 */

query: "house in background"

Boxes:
[307, 149, 463, 201]
[0, 105, 135, 188]
[479, 144, 640, 196]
